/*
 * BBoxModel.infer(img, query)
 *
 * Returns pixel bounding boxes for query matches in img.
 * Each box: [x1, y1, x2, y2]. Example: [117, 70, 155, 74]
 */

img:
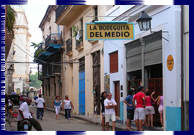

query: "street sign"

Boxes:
[85, 21, 134, 40]
[167, 55, 174, 71]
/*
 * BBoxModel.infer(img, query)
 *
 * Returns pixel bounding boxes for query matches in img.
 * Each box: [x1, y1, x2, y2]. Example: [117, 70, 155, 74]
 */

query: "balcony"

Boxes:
[55, 5, 90, 25]
[75, 30, 84, 51]
[66, 38, 73, 56]
[36, 52, 52, 62]
[52, 54, 61, 75]
[55, 5, 68, 22]
[45, 33, 63, 52]
[88, 40, 98, 45]
[53, 64, 61, 76]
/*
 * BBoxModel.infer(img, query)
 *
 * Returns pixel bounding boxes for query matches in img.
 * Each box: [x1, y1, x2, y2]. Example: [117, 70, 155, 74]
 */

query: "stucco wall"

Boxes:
[62, 5, 112, 115]
[104, 5, 183, 130]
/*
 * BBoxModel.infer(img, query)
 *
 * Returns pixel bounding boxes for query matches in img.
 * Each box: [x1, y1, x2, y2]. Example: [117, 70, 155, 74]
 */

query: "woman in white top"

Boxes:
[62, 95, 74, 119]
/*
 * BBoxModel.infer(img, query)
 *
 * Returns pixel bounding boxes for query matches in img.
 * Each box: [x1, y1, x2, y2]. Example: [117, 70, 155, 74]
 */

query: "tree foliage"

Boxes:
[6, 5, 17, 36]
[29, 72, 42, 89]
[30, 42, 42, 49]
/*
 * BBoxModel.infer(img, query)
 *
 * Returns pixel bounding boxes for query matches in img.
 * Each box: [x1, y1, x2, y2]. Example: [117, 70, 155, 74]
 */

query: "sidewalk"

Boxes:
[46, 107, 163, 131]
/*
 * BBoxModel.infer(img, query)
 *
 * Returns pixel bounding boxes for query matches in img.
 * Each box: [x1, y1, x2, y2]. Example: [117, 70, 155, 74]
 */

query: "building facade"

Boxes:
[36, 5, 64, 108]
[55, 5, 113, 115]
[104, 5, 189, 131]
[12, 7, 31, 95]
[183, 5, 189, 131]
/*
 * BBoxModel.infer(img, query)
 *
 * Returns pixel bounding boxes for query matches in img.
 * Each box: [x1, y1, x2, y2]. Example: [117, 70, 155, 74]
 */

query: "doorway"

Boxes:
[93, 51, 100, 115]
[114, 81, 120, 117]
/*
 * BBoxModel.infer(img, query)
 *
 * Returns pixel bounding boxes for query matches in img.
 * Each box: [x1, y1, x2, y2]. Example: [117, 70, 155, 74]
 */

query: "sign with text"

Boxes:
[85, 22, 134, 40]
[167, 55, 174, 71]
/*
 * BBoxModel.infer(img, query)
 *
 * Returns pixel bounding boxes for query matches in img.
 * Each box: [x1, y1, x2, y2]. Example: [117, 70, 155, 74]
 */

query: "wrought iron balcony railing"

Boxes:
[45, 33, 63, 49]
[55, 5, 68, 22]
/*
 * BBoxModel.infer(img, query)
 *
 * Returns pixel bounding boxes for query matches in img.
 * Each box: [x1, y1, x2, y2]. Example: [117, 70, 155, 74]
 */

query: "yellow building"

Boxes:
[55, 5, 113, 115]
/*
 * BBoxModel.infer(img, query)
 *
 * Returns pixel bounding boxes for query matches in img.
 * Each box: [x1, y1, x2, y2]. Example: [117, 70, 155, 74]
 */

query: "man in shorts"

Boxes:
[132, 86, 146, 131]
[104, 93, 117, 131]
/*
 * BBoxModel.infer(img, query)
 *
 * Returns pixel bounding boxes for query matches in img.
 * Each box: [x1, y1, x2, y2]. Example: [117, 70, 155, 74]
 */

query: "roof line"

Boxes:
[39, 5, 52, 29]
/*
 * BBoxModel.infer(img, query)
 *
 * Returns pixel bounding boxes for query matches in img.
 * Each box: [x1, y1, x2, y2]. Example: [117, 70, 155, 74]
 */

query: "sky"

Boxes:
[22, 5, 49, 74]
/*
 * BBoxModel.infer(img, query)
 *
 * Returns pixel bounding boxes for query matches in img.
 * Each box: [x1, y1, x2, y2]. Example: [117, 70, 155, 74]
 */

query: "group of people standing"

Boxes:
[123, 86, 163, 131]
[100, 86, 163, 131]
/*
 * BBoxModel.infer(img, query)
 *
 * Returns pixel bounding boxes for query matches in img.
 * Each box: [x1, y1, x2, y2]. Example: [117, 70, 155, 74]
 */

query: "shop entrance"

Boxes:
[148, 78, 163, 126]
[127, 64, 163, 126]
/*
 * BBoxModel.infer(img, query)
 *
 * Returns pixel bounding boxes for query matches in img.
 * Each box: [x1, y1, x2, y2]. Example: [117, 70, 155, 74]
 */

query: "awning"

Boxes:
[45, 44, 62, 52]
[37, 52, 52, 60]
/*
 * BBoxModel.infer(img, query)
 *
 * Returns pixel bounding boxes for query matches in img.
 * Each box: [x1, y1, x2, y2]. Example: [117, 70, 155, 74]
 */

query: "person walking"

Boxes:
[62, 95, 74, 119]
[132, 86, 146, 131]
[52, 96, 61, 120]
[17, 97, 42, 131]
[104, 93, 117, 131]
[123, 90, 135, 131]
[19, 95, 24, 106]
[11, 90, 16, 95]
[8, 96, 14, 109]
[144, 89, 155, 128]
[100, 91, 107, 131]
[35, 94, 45, 120]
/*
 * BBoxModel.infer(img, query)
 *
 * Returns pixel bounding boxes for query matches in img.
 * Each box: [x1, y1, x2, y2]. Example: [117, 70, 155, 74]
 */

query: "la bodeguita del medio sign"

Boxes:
[85, 22, 134, 40]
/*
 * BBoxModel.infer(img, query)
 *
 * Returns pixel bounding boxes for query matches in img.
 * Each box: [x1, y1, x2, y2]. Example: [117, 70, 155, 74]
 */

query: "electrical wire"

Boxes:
[7, 37, 79, 65]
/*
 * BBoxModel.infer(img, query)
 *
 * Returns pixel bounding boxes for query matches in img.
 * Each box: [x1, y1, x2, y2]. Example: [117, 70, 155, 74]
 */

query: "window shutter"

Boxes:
[110, 51, 118, 73]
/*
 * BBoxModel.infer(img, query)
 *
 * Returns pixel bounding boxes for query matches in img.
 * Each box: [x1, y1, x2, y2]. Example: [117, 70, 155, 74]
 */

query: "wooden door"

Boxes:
[148, 78, 163, 126]
[114, 81, 120, 117]
[93, 51, 100, 115]
[79, 71, 85, 115]
[79, 58, 85, 115]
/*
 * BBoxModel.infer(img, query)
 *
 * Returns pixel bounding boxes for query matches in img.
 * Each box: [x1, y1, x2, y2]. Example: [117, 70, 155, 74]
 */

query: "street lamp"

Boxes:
[7, 64, 14, 75]
[136, 11, 152, 31]
[135, 11, 152, 87]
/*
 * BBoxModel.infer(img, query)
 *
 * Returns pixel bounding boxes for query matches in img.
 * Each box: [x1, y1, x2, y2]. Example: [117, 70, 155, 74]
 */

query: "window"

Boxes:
[45, 85, 47, 96]
[54, 83, 56, 96]
[110, 51, 118, 73]
[48, 84, 50, 96]
[70, 28, 72, 38]
[80, 19, 83, 30]
[42, 86, 44, 95]
[49, 26, 51, 34]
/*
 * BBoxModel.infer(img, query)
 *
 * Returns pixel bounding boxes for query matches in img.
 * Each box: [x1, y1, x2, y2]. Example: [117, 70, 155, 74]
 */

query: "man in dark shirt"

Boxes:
[100, 92, 107, 131]
[123, 90, 135, 131]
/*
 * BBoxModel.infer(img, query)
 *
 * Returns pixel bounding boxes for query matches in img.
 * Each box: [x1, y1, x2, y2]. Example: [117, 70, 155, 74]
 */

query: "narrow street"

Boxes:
[6, 106, 102, 131]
